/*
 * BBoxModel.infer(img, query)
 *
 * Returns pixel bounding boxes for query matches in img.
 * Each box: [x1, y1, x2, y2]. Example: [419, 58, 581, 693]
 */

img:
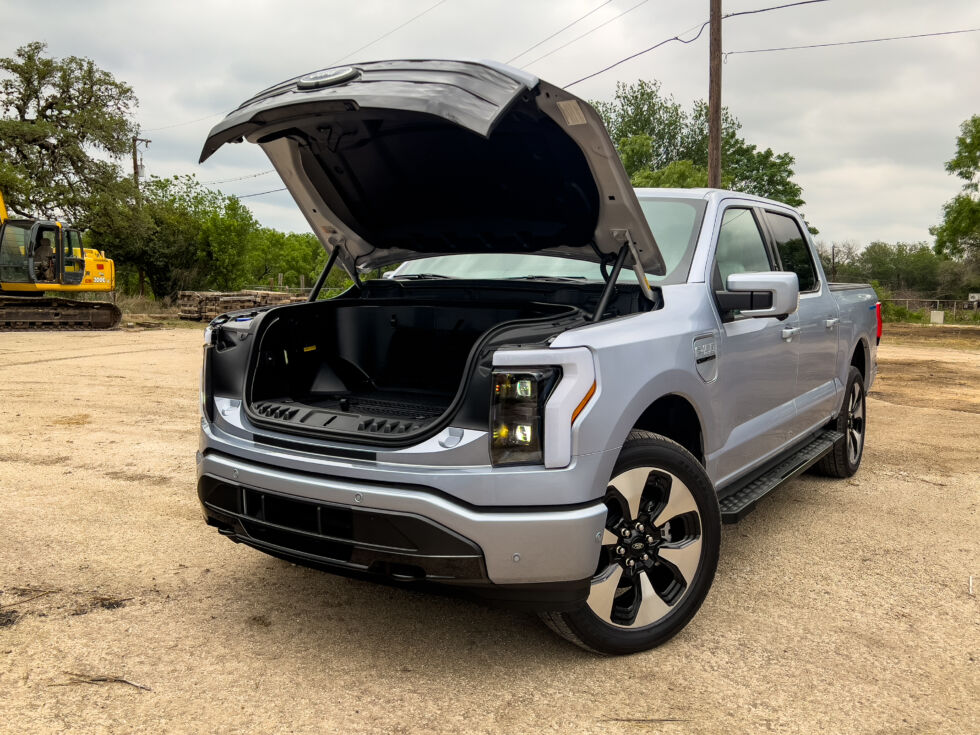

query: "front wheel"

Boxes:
[541, 431, 720, 655]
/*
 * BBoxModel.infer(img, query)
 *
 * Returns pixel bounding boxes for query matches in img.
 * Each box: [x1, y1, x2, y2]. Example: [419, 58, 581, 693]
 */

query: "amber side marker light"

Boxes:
[571, 381, 597, 425]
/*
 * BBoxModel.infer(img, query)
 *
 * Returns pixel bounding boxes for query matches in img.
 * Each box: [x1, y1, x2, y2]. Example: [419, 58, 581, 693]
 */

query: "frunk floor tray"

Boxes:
[252, 390, 450, 435]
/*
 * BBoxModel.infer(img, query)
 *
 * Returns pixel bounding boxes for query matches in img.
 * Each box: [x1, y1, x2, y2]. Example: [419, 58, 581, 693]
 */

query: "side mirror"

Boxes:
[722, 272, 800, 318]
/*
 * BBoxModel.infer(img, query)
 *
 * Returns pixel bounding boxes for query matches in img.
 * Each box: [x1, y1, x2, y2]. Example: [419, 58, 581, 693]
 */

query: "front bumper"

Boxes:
[198, 449, 607, 609]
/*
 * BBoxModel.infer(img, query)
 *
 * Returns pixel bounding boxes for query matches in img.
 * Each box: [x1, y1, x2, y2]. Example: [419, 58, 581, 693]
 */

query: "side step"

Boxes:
[719, 430, 843, 524]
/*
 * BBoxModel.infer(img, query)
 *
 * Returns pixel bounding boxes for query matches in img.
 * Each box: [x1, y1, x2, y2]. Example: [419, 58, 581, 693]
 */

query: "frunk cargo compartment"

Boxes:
[243, 297, 580, 443]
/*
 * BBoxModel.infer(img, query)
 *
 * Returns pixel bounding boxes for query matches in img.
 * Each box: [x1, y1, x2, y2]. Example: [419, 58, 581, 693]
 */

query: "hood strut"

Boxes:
[591, 244, 630, 322]
[308, 247, 340, 301]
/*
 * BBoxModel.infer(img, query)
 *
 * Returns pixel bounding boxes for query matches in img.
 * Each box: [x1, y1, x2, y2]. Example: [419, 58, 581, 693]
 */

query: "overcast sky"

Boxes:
[5, 0, 979, 248]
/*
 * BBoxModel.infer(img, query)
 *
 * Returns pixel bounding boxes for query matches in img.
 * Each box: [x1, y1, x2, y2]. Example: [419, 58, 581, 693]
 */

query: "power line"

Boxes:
[520, 0, 653, 69]
[721, 0, 828, 21]
[506, 1, 614, 64]
[565, 19, 708, 88]
[202, 170, 276, 185]
[141, 112, 224, 133]
[234, 187, 288, 199]
[725, 27, 980, 58]
[563, 0, 829, 87]
[330, 0, 450, 65]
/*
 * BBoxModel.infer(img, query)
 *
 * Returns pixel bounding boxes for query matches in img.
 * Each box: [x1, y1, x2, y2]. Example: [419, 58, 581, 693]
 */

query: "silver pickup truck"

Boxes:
[197, 60, 880, 655]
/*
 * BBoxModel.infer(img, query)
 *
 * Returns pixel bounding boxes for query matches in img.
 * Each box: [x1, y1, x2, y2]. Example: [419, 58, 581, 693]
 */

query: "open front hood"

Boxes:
[201, 59, 664, 275]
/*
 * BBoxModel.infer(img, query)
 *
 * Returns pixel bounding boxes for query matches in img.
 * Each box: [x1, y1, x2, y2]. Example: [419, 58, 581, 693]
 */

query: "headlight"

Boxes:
[490, 368, 559, 466]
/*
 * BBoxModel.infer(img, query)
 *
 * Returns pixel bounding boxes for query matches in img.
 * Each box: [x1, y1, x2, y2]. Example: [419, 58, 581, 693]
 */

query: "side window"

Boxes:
[66, 231, 82, 259]
[766, 212, 817, 292]
[0, 223, 32, 282]
[715, 208, 773, 285]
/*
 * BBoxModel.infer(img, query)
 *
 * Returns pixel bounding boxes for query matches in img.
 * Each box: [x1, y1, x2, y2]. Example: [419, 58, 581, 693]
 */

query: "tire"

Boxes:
[813, 366, 866, 478]
[540, 430, 720, 655]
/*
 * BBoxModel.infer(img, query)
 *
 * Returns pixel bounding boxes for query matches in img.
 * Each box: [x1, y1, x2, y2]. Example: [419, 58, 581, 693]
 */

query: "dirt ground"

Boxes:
[0, 327, 977, 734]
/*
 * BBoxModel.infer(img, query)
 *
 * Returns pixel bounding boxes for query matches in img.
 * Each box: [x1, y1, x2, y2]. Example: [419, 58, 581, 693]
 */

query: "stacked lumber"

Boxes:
[178, 290, 308, 321]
[177, 291, 207, 321]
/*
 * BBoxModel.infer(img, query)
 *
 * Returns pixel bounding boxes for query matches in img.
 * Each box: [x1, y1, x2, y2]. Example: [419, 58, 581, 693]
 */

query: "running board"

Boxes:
[719, 430, 843, 524]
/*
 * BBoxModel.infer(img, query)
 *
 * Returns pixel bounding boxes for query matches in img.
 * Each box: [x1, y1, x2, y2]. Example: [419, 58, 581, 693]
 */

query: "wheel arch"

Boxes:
[851, 337, 869, 384]
[628, 393, 705, 466]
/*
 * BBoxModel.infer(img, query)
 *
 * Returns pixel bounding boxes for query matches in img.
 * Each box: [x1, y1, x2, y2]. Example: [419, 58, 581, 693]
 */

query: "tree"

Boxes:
[632, 160, 731, 189]
[244, 229, 328, 290]
[88, 175, 220, 299]
[0, 42, 137, 221]
[592, 80, 804, 207]
[88, 174, 336, 299]
[593, 80, 686, 174]
[199, 197, 260, 291]
[932, 115, 980, 259]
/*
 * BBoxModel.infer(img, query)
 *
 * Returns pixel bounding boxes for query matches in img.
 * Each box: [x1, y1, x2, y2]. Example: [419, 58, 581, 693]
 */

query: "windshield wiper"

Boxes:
[503, 275, 589, 282]
[390, 273, 454, 280]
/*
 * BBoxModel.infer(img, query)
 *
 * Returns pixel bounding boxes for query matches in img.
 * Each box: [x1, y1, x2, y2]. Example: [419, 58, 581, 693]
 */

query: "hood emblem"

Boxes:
[298, 66, 359, 90]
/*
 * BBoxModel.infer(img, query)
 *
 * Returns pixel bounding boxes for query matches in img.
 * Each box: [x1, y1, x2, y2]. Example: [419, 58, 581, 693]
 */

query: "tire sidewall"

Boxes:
[563, 433, 721, 655]
[839, 366, 866, 475]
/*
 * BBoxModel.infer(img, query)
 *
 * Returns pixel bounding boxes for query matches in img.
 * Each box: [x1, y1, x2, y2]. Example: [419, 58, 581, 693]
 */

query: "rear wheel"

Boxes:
[540, 431, 720, 655]
[813, 366, 866, 478]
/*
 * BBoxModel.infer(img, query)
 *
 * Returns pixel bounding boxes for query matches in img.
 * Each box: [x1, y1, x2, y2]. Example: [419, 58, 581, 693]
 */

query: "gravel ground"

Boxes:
[0, 328, 977, 734]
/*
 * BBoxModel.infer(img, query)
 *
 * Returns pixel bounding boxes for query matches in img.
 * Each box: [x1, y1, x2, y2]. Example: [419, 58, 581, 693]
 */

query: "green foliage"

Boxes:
[87, 173, 336, 300]
[200, 197, 260, 291]
[932, 193, 980, 259]
[944, 115, 980, 192]
[593, 80, 804, 207]
[932, 115, 980, 259]
[0, 42, 137, 220]
[244, 228, 330, 291]
[631, 160, 731, 189]
[820, 240, 944, 294]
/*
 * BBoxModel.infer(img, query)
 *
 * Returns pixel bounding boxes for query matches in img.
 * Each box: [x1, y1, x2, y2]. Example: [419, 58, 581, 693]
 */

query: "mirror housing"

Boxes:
[723, 272, 800, 318]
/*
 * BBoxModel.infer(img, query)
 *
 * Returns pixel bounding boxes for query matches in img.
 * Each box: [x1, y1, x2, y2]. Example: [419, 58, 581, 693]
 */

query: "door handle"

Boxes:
[781, 327, 801, 341]
[824, 317, 839, 328]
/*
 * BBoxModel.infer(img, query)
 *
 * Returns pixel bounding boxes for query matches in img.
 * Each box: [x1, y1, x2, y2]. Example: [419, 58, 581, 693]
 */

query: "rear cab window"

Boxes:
[764, 212, 818, 292]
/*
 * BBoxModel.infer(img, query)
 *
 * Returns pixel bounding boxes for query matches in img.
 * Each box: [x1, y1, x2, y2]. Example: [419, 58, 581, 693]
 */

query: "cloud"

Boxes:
[3, 0, 978, 243]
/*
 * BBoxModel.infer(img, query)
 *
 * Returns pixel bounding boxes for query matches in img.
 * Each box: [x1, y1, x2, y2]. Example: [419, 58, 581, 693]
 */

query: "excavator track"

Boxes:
[0, 296, 122, 331]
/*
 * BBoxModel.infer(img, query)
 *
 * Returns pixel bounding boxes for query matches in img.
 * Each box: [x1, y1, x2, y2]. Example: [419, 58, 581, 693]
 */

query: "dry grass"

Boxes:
[883, 322, 980, 350]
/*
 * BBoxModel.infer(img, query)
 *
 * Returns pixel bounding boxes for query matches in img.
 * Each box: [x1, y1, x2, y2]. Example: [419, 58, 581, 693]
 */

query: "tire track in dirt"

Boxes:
[0, 346, 183, 368]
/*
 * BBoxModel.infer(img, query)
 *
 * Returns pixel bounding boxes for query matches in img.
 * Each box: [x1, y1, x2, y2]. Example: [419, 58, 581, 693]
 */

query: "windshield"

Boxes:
[392, 197, 706, 284]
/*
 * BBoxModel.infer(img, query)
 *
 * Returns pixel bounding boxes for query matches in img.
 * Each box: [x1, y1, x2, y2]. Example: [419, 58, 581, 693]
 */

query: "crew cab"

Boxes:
[196, 60, 880, 654]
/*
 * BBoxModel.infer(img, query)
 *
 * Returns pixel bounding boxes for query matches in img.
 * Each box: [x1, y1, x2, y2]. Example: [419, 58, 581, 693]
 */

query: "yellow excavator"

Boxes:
[0, 191, 121, 329]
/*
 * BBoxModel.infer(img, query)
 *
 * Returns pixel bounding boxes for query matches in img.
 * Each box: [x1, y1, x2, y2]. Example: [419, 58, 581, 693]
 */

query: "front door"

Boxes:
[30, 223, 61, 284]
[63, 229, 86, 286]
[705, 204, 801, 488]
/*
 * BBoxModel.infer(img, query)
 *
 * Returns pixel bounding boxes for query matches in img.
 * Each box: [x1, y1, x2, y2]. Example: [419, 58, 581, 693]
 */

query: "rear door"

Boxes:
[707, 203, 801, 486]
[761, 210, 839, 435]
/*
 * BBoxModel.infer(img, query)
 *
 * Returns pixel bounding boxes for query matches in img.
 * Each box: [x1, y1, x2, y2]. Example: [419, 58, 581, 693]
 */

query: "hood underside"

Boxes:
[201, 59, 664, 275]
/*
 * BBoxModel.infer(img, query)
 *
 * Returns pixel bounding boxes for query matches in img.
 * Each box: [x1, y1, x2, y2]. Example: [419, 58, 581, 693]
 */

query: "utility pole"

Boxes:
[131, 135, 151, 296]
[708, 0, 722, 189]
[131, 136, 151, 203]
